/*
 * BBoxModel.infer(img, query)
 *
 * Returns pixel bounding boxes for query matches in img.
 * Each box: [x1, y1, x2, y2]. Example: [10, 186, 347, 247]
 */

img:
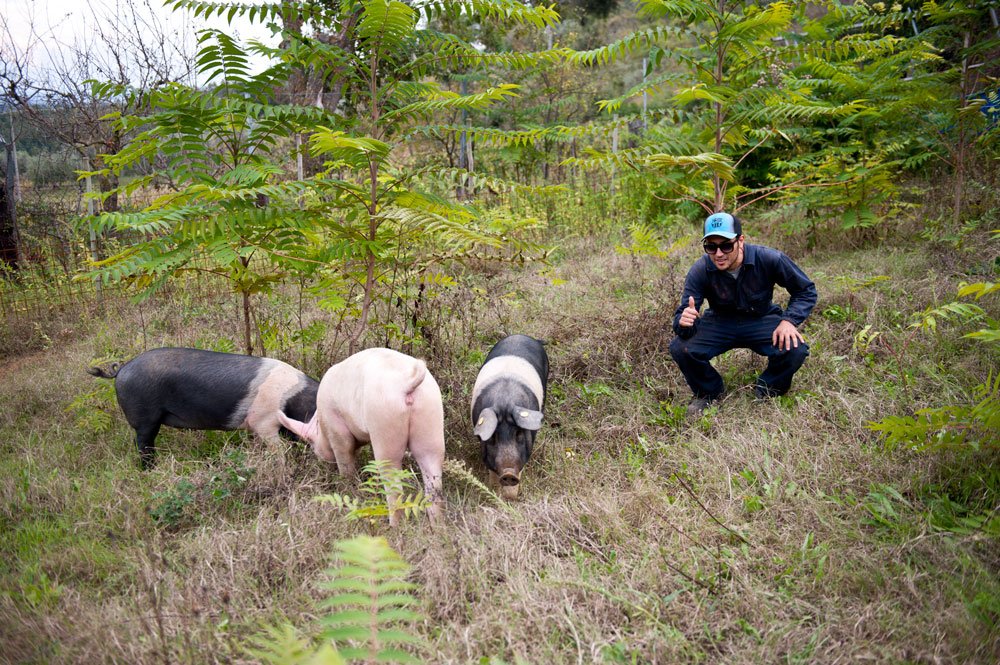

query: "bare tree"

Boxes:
[0, 0, 197, 246]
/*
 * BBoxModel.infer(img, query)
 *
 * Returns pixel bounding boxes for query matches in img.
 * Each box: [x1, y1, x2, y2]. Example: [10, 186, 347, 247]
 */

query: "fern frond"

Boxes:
[595, 70, 691, 114]
[245, 623, 347, 665]
[910, 301, 986, 334]
[413, 121, 619, 149]
[718, 2, 793, 43]
[431, 168, 566, 197]
[788, 35, 905, 64]
[195, 29, 252, 85]
[636, 0, 718, 22]
[565, 25, 680, 67]
[318, 536, 427, 664]
[867, 372, 1000, 452]
[309, 130, 392, 169]
[358, 0, 417, 62]
[561, 145, 654, 171]
[167, 0, 329, 26]
[409, 32, 568, 73]
[382, 206, 503, 253]
[957, 282, 1000, 300]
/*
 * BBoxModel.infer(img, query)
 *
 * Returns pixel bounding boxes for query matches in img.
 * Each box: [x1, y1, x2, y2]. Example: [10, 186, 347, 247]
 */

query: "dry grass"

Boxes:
[1, 227, 998, 665]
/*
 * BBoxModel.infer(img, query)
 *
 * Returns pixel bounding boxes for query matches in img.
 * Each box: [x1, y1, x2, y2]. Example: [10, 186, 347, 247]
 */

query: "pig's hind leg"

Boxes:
[132, 421, 161, 470]
[403, 405, 446, 522]
[246, 416, 288, 451]
[367, 419, 415, 526]
[409, 432, 445, 522]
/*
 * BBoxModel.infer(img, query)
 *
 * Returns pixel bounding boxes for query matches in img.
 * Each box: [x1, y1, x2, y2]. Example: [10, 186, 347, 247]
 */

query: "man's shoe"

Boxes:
[755, 385, 782, 400]
[686, 397, 714, 418]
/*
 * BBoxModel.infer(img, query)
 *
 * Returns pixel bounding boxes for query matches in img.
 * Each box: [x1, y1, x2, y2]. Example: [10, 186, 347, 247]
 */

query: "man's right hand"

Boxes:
[679, 296, 702, 328]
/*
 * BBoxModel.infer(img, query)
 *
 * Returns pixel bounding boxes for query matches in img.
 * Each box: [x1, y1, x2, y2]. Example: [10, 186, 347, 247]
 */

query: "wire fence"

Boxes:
[0, 181, 219, 322]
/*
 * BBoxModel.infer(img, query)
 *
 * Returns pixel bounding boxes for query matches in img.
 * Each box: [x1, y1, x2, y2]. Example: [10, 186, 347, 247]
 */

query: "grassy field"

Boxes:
[1, 218, 998, 664]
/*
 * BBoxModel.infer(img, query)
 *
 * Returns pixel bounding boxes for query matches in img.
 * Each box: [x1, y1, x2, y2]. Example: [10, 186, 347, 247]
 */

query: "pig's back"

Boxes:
[115, 348, 269, 430]
[319, 348, 431, 434]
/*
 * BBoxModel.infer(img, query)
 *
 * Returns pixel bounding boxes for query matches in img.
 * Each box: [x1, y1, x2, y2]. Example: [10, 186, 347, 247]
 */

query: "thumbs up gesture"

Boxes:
[679, 296, 702, 328]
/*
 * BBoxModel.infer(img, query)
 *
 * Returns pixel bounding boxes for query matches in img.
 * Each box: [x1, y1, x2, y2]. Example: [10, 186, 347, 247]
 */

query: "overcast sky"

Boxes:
[1, 0, 276, 81]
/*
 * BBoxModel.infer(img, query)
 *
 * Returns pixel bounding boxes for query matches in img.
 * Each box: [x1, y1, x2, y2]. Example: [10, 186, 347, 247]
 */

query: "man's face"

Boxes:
[703, 235, 742, 270]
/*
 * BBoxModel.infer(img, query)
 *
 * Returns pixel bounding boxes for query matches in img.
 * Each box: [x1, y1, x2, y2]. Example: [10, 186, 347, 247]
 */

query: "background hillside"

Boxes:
[1, 0, 998, 663]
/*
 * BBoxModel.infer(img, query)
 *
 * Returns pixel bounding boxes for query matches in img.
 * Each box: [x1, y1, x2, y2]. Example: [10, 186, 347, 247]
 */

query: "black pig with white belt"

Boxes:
[471, 334, 549, 499]
[88, 347, 318, 469]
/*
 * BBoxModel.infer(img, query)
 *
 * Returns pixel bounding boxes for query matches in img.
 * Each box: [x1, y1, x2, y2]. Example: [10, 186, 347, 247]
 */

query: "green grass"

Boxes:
[0, 219, 998, 664]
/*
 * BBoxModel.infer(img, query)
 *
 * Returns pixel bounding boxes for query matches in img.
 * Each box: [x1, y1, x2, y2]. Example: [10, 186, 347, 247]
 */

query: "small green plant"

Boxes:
[148, 479, 197, 528]
[820, 304, 859, 324]
[148, 451, 255, 528]
[246, 624, 345, 665]
[575, 380, 615, 406]
[247, 535, 425, 664]
[648, 401, 686, 428]
[207, 450, 255, 500]
[861, 483, 913, 533]
[20, 567, 65, 609]
[868, 373, 1000, 453]
[735, 468, 765, 515]
[622, 436, 652, 481]
[315, 460, 429, 523]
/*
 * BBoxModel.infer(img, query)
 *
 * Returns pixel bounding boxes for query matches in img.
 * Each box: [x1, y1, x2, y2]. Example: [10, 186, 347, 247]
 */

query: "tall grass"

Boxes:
[0, 210, 998, 664]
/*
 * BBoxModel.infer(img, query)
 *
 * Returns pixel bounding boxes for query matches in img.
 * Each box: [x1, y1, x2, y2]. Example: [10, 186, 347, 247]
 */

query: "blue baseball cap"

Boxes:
[702, 212, 742, 240]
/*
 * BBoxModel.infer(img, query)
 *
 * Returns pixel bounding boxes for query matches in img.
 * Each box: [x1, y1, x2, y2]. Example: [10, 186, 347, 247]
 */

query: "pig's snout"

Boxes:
[499, 469, 520, 500]
[499, 470, 520, 486]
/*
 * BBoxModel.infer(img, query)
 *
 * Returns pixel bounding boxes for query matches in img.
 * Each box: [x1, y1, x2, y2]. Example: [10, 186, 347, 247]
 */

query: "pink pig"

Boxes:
[278, 348, 445, 524]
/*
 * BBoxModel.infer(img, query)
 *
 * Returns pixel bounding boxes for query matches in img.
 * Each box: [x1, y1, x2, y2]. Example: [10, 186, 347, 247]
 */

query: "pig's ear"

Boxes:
[474, 408, 498, 441]
[513, 408, 543, 431]
[278, 411, 319, 443]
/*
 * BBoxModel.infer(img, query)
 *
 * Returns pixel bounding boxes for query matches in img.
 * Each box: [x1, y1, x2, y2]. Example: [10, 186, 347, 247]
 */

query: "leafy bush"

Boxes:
[867, 281, 999, 452]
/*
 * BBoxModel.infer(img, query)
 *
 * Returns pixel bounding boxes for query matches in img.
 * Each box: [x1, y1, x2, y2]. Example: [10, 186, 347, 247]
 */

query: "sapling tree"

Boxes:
[87, 0, 562, 354]
[561, 0, 939, 234]
[911, 0, 1000, 228]
[87, 27, 329, 355]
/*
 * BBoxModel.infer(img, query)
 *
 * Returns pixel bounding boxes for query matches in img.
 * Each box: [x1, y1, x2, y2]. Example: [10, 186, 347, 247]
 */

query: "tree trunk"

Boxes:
[240, 254, 254, 356]
[952, 30, 973, 227]
[1, 142, 23, 271]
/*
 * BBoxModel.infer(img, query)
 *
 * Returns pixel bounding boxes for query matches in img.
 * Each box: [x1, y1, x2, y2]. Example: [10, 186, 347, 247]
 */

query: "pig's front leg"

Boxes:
[321, 415, 360, 478]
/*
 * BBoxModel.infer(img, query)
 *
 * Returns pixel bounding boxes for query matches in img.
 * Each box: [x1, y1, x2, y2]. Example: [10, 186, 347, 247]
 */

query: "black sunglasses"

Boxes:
[703, 240, 737, 254]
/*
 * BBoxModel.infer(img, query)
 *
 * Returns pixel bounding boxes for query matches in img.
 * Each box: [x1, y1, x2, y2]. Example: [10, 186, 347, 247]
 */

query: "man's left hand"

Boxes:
[772, 320, 803, 351]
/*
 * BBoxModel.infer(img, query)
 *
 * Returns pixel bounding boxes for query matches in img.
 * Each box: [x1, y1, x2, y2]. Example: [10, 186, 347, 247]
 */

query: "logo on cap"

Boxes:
[702, 212, 739, 239]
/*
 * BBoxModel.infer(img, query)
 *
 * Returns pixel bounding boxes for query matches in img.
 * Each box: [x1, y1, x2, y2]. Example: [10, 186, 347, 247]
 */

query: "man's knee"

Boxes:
[669, 336, 687, 361]
[788, 342, 810, 365]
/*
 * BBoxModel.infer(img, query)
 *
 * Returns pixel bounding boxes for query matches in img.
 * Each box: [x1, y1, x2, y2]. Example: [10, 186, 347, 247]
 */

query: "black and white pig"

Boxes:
[88, 347, 319, 469]
[471, 334, 549, 500]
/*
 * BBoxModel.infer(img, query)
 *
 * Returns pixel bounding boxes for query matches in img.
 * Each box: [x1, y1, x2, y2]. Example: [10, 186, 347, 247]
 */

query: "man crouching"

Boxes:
[670, 212, 818, 417]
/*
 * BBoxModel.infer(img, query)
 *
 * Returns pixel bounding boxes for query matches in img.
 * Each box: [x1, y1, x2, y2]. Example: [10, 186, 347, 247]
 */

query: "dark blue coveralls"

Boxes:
[669, 244, 818, 400]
